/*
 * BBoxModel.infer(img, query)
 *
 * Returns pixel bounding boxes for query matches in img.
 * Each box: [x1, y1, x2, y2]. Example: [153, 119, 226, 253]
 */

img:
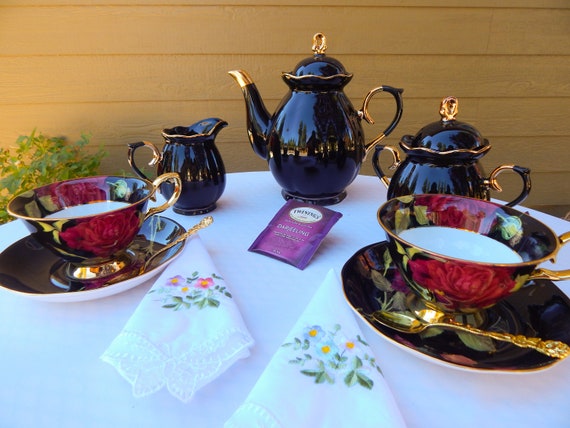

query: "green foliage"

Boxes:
[0, 129, 107, 224]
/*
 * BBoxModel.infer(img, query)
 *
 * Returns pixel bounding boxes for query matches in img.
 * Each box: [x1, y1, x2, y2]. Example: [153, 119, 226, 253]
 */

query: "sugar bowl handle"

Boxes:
[372, 144, 402, 189]
[485, 164, 532, 207]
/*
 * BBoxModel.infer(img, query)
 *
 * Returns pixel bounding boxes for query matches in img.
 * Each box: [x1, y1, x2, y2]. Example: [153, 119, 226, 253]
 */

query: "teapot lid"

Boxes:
[282, 33, 353, 89]
[400, 97, 491, 157]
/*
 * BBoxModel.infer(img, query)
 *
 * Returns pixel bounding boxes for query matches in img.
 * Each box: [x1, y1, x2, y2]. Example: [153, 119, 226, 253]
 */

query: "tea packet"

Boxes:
[249, 200, 342, 269]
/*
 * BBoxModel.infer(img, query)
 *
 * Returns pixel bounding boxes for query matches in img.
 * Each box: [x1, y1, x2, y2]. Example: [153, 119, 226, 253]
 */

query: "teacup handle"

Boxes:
[144, 172, 182, 220]
[371, 144, 401, 189]
[529, 231, 570, 281]
[360, 86, 404, 157]
[127, 141, 162, 181]
[485, 164, 532, 207]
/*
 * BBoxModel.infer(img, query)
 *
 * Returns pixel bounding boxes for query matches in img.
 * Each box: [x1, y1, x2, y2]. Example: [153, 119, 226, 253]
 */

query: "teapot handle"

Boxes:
[371, 145, 401, 189]
[127, 141, 162, 181]
[359, 85, 404, 157]
[485, 164, 532, 207]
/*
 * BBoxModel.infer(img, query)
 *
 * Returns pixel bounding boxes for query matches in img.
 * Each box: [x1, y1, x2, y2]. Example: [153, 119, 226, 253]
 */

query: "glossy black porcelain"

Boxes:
[229, 33, 403, 205]
[373, 96, 531, 207]
[0, 215, 186, 299]
[341, 242, 570, 372]
[128, 118, 227, 215]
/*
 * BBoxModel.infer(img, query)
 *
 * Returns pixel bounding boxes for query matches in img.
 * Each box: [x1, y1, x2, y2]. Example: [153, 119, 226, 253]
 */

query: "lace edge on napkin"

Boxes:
[225, 402, 282, 428]
[101, 327, 254, 402]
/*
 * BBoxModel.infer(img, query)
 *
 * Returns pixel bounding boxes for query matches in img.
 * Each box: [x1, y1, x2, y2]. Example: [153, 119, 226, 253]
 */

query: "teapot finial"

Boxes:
[439, 96, 459, 122]
[312, 33, 327, 55]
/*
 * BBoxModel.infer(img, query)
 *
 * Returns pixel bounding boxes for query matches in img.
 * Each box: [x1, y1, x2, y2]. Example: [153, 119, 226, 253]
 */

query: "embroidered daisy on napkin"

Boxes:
[101, 234, 254, 403]
[225, 269, 406, 428]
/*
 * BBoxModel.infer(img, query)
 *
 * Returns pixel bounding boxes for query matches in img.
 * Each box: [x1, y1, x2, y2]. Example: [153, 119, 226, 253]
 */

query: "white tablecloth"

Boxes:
[0, 172, 569, 428]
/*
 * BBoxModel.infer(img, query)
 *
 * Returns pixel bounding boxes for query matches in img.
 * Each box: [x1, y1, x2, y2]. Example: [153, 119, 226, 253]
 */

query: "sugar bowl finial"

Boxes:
[312, 32, 327, 55]
[439, 96, 459, 122]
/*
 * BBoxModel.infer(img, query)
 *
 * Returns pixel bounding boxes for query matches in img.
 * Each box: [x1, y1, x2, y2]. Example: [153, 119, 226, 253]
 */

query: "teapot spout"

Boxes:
[228, 70, 271, 159]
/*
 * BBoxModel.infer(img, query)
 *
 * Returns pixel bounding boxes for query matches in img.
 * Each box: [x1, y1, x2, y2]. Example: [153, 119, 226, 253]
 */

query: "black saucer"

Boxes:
[0, 215, 186, 302]
[341, 242, 570, 372]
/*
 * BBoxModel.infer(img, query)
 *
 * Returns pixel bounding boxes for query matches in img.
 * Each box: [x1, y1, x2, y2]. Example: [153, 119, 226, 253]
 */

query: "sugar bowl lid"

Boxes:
[282, 33, 353, 89]
[400, 96, 491, 158]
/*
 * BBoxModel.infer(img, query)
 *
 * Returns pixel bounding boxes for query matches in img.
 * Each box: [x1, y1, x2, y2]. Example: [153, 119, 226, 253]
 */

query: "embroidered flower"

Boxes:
[195, 277, 214, 289]
[343, 340, 356, 352]
[150, 272, 231, 311]
[283, 324, 382, 390]
[304, 325, 325, 342]
[166, 275, 185, 287]
[316, 340, 338, 360]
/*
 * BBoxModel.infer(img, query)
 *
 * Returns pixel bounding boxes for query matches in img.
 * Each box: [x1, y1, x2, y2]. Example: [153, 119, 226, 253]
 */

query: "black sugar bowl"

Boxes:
[372, 96, 531, 207]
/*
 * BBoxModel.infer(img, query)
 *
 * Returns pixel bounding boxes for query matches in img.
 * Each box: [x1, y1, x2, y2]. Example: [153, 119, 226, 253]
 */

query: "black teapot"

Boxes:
[127, 118, 227, 215]
[372, 96, 531, 206]
[229, 33, 403, 205]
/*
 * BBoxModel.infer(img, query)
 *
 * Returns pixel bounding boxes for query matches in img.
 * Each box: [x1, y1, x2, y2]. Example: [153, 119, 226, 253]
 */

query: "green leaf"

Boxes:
[405, 246, 423, 260]
[315, 372, 327, 384]
[396, 195, 415, 203]
[382, 248, 393, 274]
[356, 372, 374, 390]
[419, 327, 444, 339]
[352, 355, 363, 369]
[371, 269, 392, 292]
[395, 208, 411, 233]
[300, 369, 321, 378]
[344, 370, 358, 387]
[413, 205, 430, 225]
[456, 331, 496, 352]
[356, 335, 369, 346]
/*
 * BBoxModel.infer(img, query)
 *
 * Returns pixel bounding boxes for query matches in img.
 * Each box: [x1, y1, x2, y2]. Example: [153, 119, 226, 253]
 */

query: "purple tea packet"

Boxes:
[249, 199, 342, 269]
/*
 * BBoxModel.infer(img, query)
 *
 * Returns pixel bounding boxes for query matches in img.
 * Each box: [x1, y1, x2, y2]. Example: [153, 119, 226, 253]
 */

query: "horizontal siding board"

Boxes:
[3, 1, 569, 7]
[1, 6, 569, 55]
[2, 99, 570, 145]
[2, 55, 570, 104]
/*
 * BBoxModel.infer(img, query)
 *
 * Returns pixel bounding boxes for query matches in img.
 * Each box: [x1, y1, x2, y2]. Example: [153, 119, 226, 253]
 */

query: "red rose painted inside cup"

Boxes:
[377, 194, 570, 314]
[8, 173, 181, 285]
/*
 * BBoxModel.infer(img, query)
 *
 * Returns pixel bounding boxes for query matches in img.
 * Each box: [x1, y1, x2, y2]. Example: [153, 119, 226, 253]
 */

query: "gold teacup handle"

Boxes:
[144, 172, 182, 219]
[529, 231, 570, 282]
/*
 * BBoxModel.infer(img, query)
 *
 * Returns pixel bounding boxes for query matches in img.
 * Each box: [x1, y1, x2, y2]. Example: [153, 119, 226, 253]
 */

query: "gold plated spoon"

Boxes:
[366, 305, 570, 359]
[142, 216, 214, 272]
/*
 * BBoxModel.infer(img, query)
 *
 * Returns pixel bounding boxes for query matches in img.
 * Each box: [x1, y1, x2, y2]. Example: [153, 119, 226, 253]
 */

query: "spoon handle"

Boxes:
[437, 317, 570, 359]
[142, 216, 214, 271]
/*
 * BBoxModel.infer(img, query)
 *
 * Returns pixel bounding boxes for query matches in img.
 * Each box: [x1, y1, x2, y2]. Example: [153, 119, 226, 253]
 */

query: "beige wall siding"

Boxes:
[1, 2, 568, 210]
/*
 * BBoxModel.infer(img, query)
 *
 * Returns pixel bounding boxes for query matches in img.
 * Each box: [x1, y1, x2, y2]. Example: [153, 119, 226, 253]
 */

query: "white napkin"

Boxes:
[225, 269, 406, 428]
[101, 234, 254, 403]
